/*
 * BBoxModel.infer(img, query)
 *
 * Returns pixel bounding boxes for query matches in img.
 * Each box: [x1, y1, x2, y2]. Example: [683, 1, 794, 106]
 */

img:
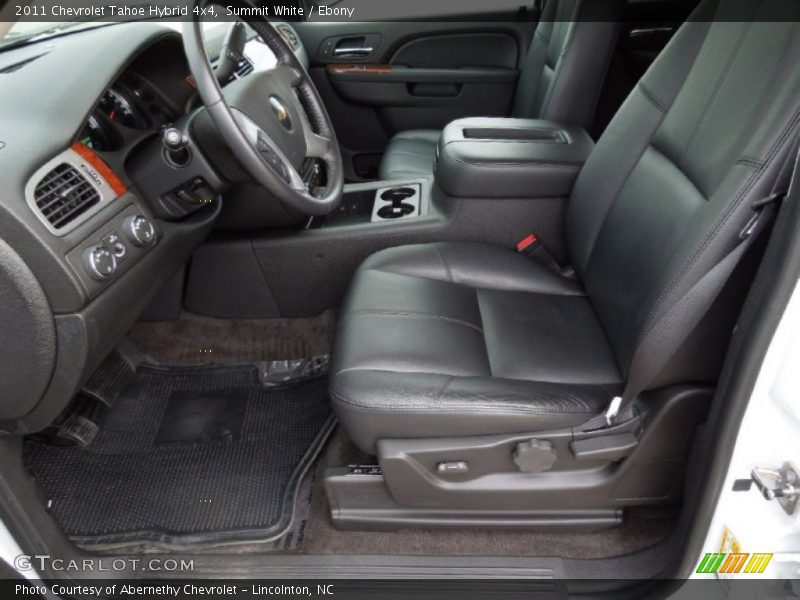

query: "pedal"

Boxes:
[82, 348, 138, 407]
[56, 413, 99, 448]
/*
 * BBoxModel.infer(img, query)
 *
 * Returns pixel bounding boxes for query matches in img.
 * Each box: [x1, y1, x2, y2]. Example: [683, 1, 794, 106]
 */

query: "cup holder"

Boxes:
[378, 201, 415, 219]
[372, 183, 421, 222]
[380, 187, 416, 202]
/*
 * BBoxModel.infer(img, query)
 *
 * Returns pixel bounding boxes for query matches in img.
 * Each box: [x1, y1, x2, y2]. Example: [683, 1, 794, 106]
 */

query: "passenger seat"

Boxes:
[378, 0, 625, 180]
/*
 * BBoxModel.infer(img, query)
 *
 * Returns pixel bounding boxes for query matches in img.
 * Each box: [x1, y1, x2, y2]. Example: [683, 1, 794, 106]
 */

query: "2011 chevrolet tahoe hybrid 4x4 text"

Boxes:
[0, 0, 799, 597]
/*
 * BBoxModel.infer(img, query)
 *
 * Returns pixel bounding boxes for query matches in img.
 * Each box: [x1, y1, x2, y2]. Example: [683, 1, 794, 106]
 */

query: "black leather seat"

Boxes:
[331, 243, 621, 453]
[333, 0, 800, 455]
[378, 0, 624, 180]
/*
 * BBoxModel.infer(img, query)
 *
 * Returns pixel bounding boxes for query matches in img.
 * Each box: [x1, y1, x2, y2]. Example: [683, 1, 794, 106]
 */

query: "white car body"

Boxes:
[695, 278, 800, 581]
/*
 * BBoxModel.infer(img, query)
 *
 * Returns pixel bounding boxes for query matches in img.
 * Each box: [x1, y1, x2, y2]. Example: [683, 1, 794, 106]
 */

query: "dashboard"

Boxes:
[0, 20, 307, 433]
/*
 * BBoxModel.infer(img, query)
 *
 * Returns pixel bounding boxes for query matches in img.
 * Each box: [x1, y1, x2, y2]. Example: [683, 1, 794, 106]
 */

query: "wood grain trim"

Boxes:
[71, 142, 127, 197]
[326, 64, 394, 75]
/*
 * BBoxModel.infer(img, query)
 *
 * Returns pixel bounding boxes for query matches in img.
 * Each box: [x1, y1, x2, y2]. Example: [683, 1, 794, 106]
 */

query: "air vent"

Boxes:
[33, 163, 100, 230]
[235, 56, 254, 78]
[276, 24, 299, 49]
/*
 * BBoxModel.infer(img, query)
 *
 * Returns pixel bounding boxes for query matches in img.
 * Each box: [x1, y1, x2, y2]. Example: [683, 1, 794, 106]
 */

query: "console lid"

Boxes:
[435, 117, 594, 199]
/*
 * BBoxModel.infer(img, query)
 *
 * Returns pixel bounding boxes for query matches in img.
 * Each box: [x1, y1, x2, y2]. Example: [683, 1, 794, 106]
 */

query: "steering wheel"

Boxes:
[182, 5, 344, 215]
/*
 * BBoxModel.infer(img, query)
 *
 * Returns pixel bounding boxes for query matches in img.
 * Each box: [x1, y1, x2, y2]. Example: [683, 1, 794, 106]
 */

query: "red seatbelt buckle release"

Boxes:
[516, 232, 542, 255]
[516, 232, 577, 280]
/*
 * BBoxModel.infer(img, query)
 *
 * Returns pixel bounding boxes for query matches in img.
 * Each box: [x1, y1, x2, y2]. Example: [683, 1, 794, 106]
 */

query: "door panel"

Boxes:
[326, 65, 518, 132]
[390, 32, 519, 68]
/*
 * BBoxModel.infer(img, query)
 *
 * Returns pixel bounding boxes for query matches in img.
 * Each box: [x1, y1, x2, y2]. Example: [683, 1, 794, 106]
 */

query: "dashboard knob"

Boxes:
[83, 245, 117, 280]
[163, 127, 185, 150]
[162, 127, 190, 167]
[123, 214, 156, 247]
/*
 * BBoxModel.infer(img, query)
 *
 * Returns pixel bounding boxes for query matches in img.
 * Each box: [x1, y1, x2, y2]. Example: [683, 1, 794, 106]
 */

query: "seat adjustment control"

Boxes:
[123, 214, 156, 247]
[513, 439, 557, 473]
[436, 461, 469, 474]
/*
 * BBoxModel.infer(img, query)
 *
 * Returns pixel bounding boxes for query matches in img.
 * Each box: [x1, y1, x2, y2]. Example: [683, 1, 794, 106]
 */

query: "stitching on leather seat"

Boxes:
[644, 109, 800, 334]
[358, 264, 587, 297]
[434, 243, 455, 283]
[341, 309, 484, 334]
[329, 386, 602, 416]
[677, 20, 755, 167]
[433, 375, 455, 408]
[474, 289, 494, 377]
[637, 82, 667, 113]
[736, 157, 764, 168]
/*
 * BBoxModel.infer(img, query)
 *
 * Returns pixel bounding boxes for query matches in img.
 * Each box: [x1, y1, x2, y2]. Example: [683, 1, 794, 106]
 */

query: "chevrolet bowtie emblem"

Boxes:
[269, 96, 292, 131]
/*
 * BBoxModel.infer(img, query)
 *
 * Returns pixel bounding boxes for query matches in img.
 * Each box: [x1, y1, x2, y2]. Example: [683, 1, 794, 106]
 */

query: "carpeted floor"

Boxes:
[127, 310, 336, 365]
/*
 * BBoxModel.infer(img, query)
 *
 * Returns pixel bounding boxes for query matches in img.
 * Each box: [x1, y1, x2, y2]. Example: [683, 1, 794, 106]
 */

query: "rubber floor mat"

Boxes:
[24, 363, 334, 547]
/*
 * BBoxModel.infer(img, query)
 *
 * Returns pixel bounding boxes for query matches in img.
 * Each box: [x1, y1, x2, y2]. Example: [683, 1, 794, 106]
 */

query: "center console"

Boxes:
[434, 117, 594, 199]
[186, 118, 596, 320]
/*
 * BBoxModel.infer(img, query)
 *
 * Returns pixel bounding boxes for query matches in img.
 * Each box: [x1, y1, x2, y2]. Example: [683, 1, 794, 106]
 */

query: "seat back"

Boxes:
[512, 0, 624, 129]
[566, 0, 800, 381]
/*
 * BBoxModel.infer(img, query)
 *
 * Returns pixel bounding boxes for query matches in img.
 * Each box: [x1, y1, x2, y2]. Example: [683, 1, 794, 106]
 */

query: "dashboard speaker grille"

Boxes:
[33, 163, 100, 230]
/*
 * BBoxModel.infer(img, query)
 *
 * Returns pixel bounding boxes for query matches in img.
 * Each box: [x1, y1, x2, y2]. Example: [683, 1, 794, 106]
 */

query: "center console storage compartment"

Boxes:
[435, 117, 594, 199]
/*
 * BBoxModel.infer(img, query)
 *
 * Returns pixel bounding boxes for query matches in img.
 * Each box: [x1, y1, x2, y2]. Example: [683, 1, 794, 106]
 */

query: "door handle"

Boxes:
[333, 47, 374, 58]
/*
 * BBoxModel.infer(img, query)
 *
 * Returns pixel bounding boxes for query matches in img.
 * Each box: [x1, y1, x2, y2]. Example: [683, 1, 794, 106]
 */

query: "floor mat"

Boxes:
[24, 363, 334, 548]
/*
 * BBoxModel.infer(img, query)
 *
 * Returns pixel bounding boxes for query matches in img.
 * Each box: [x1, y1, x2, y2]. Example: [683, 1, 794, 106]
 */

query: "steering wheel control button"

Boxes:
[267, 157, 292, 184]
[123, 214, 156, 247]
[102, 231, 127, 262]
[256, 138, 292, 184]
[83, 245, 117, 280]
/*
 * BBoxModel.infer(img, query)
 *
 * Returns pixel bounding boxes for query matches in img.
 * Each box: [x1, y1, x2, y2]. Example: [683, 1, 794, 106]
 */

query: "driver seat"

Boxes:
[331, 0, 800, 459]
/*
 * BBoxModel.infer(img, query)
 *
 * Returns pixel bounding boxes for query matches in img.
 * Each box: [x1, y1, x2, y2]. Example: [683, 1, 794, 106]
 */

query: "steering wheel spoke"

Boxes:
[256, 133, 307, 192]
[305, 130, 334, 161]
[232, 109, 306, 192]
[271, 63, 303, 88]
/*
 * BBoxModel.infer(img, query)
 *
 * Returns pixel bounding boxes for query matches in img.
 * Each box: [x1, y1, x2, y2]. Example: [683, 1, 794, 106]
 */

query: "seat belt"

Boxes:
[603, 143, 800, 426]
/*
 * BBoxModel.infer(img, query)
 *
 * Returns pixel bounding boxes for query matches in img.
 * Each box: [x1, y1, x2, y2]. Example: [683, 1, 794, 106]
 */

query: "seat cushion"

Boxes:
[331, 242, 622, 454]
[377, 129, 441, 180]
